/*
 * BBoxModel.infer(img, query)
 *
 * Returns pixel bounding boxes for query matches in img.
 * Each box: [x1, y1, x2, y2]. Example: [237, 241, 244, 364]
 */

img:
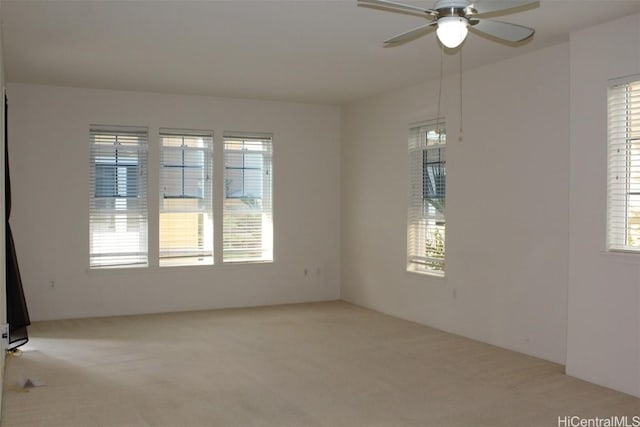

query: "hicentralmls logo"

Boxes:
[558, 416, 640, 427]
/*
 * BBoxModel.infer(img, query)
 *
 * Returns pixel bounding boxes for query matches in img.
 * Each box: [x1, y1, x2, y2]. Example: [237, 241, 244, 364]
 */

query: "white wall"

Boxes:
[567, 14, 640, 397]
[6, 84, 341, 321]
[341, 43, 570, 365]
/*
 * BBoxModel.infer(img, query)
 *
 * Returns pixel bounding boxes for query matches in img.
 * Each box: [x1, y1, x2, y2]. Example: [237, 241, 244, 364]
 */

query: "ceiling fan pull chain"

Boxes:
[436, 42, 444, 144]
[459, 48, 463, 142]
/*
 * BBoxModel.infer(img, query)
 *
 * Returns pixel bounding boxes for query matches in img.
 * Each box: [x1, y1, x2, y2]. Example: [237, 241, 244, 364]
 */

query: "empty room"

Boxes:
[0, 0, 639, 425]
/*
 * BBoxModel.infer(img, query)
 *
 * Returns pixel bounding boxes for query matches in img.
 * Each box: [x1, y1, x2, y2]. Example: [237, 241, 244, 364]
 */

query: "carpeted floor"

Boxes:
[1, 301, 639, 426]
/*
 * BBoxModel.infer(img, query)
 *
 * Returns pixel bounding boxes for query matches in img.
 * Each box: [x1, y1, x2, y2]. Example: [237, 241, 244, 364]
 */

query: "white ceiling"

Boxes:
[2, 0, 639, 105]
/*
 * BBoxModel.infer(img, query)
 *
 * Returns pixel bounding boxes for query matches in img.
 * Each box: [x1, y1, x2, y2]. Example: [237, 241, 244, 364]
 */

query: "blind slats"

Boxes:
[90, 126, 274, 268]
[407, 120, 446, 275]
[223, 136, 273, 263]
[89, 126, 148, 268]
[607, 78, 640, 251]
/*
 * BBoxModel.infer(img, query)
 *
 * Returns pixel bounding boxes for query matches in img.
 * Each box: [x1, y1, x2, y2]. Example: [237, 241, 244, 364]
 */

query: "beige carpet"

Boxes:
[1, 301, 638, 426]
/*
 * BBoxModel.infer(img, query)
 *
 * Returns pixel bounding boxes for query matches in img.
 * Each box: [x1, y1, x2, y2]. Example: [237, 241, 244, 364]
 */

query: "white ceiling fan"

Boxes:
[358, 0, 538, 49]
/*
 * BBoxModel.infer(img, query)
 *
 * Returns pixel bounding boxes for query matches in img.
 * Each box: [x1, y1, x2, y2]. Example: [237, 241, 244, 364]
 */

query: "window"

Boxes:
[90, 126, 148, 268]
[223, 134, 273, 263]
[407, 120, 446, 275]
[159, 129, 213, 266]
[607, 77, 640, 252]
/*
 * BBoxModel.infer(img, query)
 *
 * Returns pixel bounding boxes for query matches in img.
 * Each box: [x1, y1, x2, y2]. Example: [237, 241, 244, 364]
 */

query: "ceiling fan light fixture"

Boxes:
[436, 16, 468, 48]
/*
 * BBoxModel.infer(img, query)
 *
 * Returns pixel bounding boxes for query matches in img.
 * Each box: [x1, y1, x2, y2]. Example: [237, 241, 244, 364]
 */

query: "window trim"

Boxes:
[89, 125, 276, 269]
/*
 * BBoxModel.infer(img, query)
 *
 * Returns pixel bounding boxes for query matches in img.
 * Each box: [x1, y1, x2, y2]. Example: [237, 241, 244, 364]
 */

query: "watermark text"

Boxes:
[558, 416, 640, 427]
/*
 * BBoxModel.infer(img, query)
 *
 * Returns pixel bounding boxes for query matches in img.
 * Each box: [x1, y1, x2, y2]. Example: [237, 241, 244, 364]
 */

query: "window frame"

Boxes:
[89, 125, 276, 269]
[407, 119, 446, 276]
[222, 133, 274, 264]
[159, 129, 214, 267]
[89, 125, 149, 269]
[607, 75, 640, 253]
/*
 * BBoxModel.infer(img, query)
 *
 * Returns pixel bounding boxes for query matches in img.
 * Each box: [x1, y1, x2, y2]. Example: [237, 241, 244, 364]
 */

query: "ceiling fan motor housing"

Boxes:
[433, 0, 473, 17]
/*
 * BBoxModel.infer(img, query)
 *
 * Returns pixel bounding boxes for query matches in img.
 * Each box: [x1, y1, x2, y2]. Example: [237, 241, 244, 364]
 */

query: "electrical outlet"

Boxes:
[1, 323, 9, 350]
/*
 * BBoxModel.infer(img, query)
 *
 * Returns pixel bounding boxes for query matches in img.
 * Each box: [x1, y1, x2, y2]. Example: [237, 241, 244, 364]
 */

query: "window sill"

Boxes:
[406, 267, 445, 279]
[87, 260, 274, 275]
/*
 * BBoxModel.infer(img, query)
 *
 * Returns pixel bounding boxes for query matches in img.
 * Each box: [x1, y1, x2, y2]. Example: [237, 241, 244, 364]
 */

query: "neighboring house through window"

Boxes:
[607, 76, 640, 251]
[407, 120, 446, 275]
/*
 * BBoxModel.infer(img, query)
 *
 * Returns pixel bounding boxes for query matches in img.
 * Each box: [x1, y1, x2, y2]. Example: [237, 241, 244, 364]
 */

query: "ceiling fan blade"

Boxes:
[470, 19, 535, 42]
[384, 22, 437, 46]
[357, 0, 437, 18]
[470, 1, 538, 17]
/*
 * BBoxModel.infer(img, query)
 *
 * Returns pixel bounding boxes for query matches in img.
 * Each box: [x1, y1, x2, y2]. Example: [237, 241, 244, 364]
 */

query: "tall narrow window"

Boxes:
[90, 125, 148, 268]
[223, 134, 273, 263]
[407, 120, 446, 275]
[607, 77, 640, 251]
[159, 129, 213, 266]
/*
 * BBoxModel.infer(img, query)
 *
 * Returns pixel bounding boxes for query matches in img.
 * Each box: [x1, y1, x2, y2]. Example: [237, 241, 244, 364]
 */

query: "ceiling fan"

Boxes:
[358, 0, 538, 49]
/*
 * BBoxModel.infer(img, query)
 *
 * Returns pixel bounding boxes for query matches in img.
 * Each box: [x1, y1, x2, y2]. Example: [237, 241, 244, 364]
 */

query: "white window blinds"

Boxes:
[407, 120, 446, 275]
[607, 77, 640, 251]
[159, 129, 214, 266]
[90, 125, 148, 268]
[223, 134, 273, 263]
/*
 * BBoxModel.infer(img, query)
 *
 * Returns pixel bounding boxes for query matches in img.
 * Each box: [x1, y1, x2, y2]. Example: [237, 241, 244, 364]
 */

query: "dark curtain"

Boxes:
[5, 94, 29, 350]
